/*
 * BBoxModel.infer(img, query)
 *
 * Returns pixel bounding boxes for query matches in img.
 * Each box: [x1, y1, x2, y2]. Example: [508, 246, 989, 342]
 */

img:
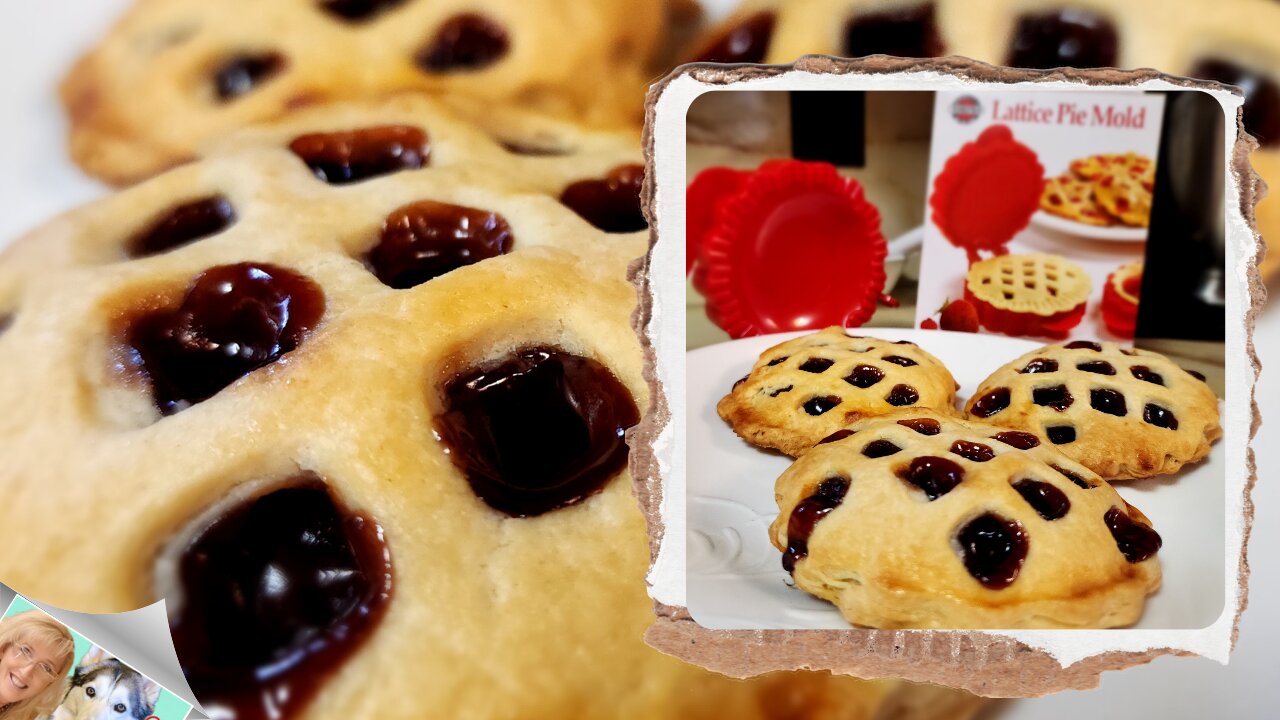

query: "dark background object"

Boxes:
[1136, 90, 1226, 342]
[789, 91, 866, 166]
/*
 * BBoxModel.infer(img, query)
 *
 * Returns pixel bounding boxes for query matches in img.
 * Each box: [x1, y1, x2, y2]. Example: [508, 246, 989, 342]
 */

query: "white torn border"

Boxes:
[643, 66, 1256, 669]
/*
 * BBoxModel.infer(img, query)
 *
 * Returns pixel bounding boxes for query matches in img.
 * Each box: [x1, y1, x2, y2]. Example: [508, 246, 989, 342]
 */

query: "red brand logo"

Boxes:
[952, 95, 982, 124]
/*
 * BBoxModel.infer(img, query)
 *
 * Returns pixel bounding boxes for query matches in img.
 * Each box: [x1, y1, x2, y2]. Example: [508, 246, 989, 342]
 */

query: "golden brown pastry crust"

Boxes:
[717, 327, 961, 457]
[966, 341, 1222, 480]
[61, 0, 661, 183]
[770, 410, 1162, 629]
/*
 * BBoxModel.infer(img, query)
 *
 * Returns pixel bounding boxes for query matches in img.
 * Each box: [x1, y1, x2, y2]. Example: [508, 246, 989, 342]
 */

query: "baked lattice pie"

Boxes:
[61, 0, 662, 183]
[967, 340, 1221, 479]
[718, 327, 961, 457]
[964, 253, 1091, 339]
[771, 410, 1163, 629]
[0, 106, 983, 720]
[1040, 174, 1112, 226]
[686, 0, 1279, 278]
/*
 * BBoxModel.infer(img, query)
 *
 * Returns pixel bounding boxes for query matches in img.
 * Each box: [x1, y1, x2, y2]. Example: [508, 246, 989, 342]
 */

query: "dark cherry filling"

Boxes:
[1032, 384, 1073, 411]
[1046, 426, 1076, 444]
[0, 315, 11, 336]
[170, 481, 393, 720]
[900, 455, 964, 500]
[693, 11, 776, 64]
[817, 429, 855, 445]
[844, 364, 884, 388]
[1143, 403, 1179, 430]
[127, 263, 325, 415]
[862, 439, 902, 458]
[782, 476, 850, 573]
[1004, 10, 1118, 69]
[768, 385, 793, 397]
[289, 126, 429, 185]
[1090, 388, 1128, 417]
[1185, 368, 1208, 382]
[803, 396, 841, 416]
[1129, 365, 1164, 385]
[881, 355, 918, 367]
[950, 440, 995, 462]
[956, 513, 1027, 590]
[970, 387, 1010, 417]
[1065, 340, 1103, 351]
[766, 356, 789, 366]
[214, 53, 286, 102]
[436, 348, 639, 517]
[559, 164, 647, 233]
[369, 201, 513, 289]
[732, 375, 748, 389]
[798, 357, 834, 373]
[1188, 59, 1280, 146]
[1104, 507, 1162, 563]
[417, 14, 510, 72]
[1077, 360, 1116, 376]
[1051, 464, 1094, 489]
[1020, 358, 1058, 373]
[885, 384, 919, 407]
[897, 417, 941, 436]
[1013, 479, 1070, 521]
[318, 0, 409, 22]
[992, 431, 1040, 450]
[128, 196, 236, 258]
[842, 3, 944, 58]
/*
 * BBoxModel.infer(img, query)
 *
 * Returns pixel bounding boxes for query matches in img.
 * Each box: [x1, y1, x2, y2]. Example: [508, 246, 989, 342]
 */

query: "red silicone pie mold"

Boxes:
[687, 166, 749, 286]
[1102, 264, 1142, 338]
[930, 125, 1045, 263]
[701, 160, 887, 338]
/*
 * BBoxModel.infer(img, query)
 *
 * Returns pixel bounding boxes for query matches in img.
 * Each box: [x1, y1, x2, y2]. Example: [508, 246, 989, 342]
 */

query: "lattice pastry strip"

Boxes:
[771, 411, 1162, 629]
[717, 327, 961, 457]
[967, 340, 1222, 479]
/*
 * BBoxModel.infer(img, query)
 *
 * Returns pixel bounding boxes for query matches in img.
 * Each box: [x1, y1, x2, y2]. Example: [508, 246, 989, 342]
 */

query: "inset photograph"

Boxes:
[0, 597, 192, 720]
[684, 88, 1228, 630]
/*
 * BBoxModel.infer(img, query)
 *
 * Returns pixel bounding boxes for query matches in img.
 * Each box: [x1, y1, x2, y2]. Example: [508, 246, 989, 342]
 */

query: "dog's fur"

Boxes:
[45, 646, 159, 720]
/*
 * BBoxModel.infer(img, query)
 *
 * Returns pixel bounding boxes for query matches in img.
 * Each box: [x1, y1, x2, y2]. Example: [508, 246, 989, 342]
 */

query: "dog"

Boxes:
[45, 646, 159, 720]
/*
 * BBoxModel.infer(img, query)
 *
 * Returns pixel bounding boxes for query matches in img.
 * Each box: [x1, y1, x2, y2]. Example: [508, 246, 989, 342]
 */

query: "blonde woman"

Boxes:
[0, 611, 74, 720]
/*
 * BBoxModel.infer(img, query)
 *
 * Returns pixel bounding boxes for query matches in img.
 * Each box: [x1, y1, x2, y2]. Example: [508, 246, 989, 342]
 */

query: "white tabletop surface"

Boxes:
[1, 3, 1276, 717]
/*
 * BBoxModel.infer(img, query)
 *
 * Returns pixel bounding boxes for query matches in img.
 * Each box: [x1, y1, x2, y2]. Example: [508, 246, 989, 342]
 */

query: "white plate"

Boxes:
[1031, 210, 1148, 243]
[686, 329, 1224, 630]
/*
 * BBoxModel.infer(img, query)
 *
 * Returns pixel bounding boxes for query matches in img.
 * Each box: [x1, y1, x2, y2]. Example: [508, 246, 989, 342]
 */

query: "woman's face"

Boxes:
[0, 637, 59, 704]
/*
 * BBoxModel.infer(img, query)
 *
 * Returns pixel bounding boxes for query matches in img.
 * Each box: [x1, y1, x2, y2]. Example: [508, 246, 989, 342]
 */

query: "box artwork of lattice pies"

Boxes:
[1041, 153, 1156, 228]
[717, 327, 961, 457]
[964, 253, 1091, 339]
[770, 411, 1162, 629]
[966, 341, 1221, 480]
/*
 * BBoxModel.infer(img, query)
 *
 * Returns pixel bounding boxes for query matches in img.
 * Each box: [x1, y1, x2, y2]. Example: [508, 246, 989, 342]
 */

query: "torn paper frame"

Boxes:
[629, 56, 1264, 697]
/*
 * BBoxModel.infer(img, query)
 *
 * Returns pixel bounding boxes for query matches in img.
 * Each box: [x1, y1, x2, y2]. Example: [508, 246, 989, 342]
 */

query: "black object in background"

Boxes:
[1136, 91, 1226, 342]
[789, 92, 866, 167]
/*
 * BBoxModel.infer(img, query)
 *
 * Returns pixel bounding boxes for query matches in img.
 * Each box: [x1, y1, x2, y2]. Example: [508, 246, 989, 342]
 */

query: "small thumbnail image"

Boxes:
[0, 597, 191, 720]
